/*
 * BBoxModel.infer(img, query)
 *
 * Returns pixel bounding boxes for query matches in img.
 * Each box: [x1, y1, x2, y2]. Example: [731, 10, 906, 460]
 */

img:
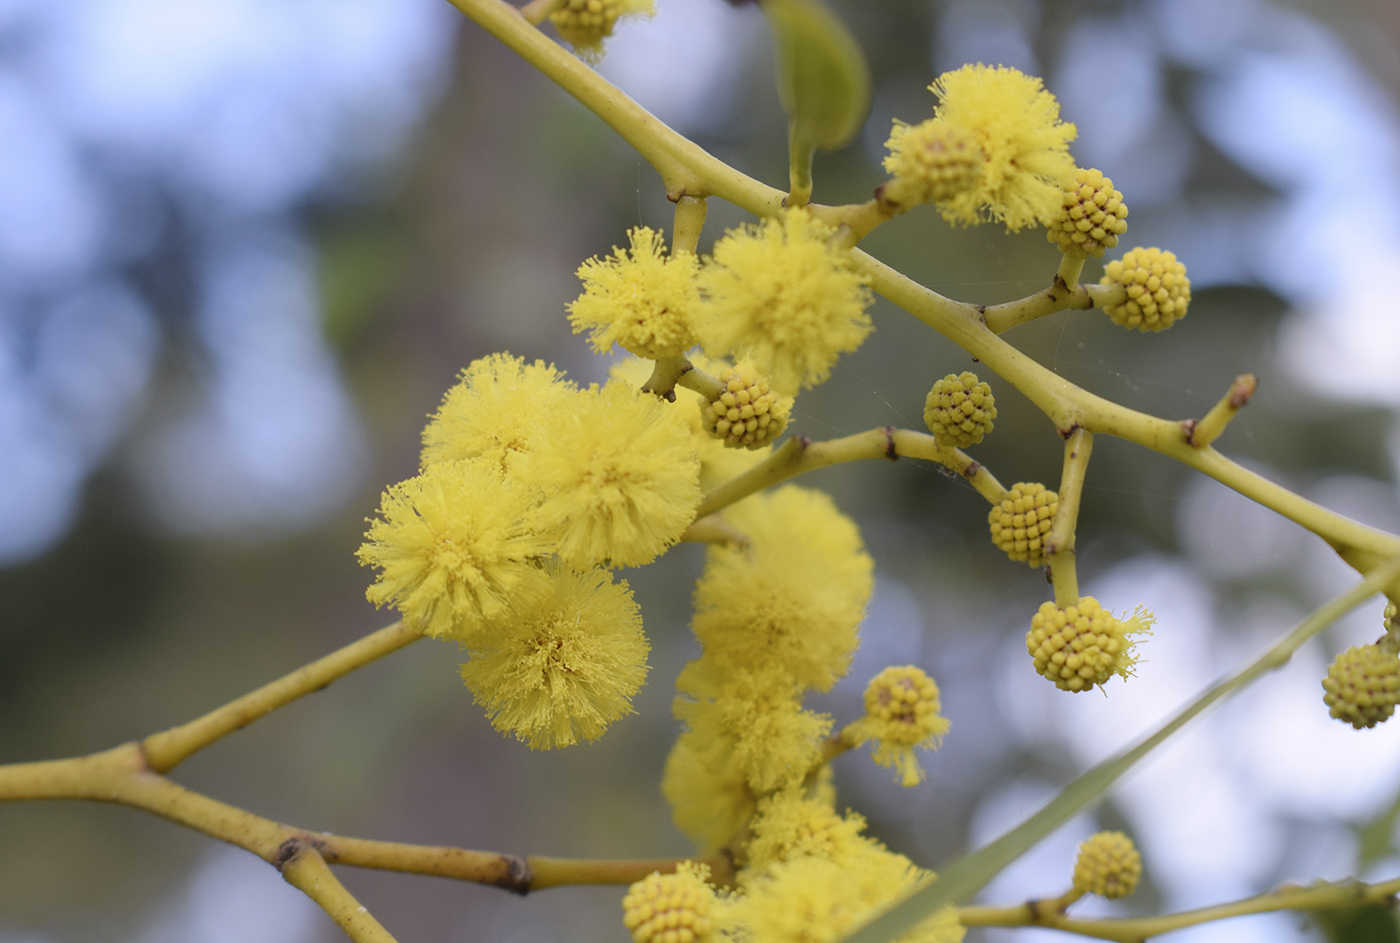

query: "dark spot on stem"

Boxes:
[962, 461, 981, 479]
[1058, 423, 1081, 440]
[881, 425, 898, 460]
[1181, 418, 1199, 446]
[497, 854, 533, 895]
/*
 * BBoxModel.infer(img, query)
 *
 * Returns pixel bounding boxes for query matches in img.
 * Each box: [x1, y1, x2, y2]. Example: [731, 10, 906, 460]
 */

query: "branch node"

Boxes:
[882, 425, 898, 460]
[962, 460, 981, 480]
[1187, 374, 1258, 448]
[500, 854, 533, 896]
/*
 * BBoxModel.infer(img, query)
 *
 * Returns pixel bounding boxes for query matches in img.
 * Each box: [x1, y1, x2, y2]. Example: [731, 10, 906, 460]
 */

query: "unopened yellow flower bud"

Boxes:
[1322, 644, 1400, 729]
[1026, 597, 1152, 692]
[549, 0, 653, 60]
[1101, 247, 1190, 331]
[881, 118, 984, 208]
[622, 866, 715, 943]
[1047, 168, 1128, 258]
[924, 371, 996, 448]
[701, 363, 791, 450]
[989, 482, 1057, 567]
[1073, 831, 1142, 899]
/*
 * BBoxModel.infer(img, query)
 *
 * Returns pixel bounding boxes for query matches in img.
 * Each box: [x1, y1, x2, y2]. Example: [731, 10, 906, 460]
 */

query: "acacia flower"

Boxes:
[692, 486, 874, 692]
[520, 379, 701, 569]
[930, 64, 1077, 231]
[568, 226, 701, 360]
[622, 863, 716, 943]
[1026, 597, 1153, 692]
[357, 459, 551, 641]
[696, 208, 872, 395]
[459, 563, 649, 749]
[662, 730, 756, 854]
[549, 0, 654, 61]
[841, 665, 950, 787]
[420, 353, 573, 472]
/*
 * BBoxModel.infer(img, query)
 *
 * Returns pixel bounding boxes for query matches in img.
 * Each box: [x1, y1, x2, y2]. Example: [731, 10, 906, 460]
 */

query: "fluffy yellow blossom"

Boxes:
[622, 863, 716, 943]
[744, 791, 873, 875]
[459, 563, 649, 749]
[568, 227, 700, 359]
[692, 486, 874, 692]
[420, 353, 573, 472]
[674, 660, 832, 793]
[697, 208, 873, 395]
[662, 730, 757, 855]
[881, 118, 984, 208]
[719, 847, 964, 943]
[357, 459, 551, 641]
[842, 666, 950, 787]
[930, 64, 1077, 231]
[1026, 597, 1153, 692]
[520, 380, 701, 569]
[549, 0, 654, 61]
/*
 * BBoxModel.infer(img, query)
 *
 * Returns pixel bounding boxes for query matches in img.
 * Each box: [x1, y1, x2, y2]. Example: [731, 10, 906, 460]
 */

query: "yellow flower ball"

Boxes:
[1025, 597, 1152, 692]
[842, 665, 951, 787]
[1101, 247, 1191, 331]
[1322, 644, 1400, 729]
[881, 118, 984, 208]
[988, 482, 1057, 567]
[567, 226, 700, 360]
[1047, 168, 1128, 259]
[1073, 831, 1142, 899]
[622, 865, 715, 943]
[700, 362, 791, 450]
[549, 0, 653, 60]
[924, 371, 996, 448]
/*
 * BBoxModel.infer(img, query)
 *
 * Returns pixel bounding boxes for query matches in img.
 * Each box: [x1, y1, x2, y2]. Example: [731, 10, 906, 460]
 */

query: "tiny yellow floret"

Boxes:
[1026, 598, 1153, 692]
[549, 0, 654, 61]
[929, 64, 1077, 232]
[881, 118, 984, 209]
[459, 562, 649, 749]
[924, 372, 996, 448]
[1072, 831, 1143, 899]
[1101, 247, 1191, 331]
[622, 864, 716, 943]
[1322, 644, 1400, 729]
[697, 208, 873, 395]
[988, 482, 1058, 567]
[568, 227, 700, 360]
[357, 459, 551, 641]
[1047, 168, 1128, 258]
[842, 666, 951, 787]
[701, 362, 791, 450]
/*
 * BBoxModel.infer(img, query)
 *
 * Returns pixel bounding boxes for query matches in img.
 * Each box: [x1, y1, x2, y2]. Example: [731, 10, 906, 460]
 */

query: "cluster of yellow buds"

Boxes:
[622, 868, 715, 943]
[1047, 168, 1129, 258]
[701, 363, 791, 449]
[1026, 597, 1152, 692]
[1101, 247, 1191, 331]
[1073, 831, 1143, 899]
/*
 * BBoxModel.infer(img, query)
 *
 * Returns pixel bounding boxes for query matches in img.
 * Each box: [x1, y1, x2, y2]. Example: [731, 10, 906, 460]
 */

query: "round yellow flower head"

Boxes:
[720, 849, 963, 943]
[988, 482, 1058, 567]
[622, 863, 716, 943]
[924, 371, 996, 448]
[1322, 644, 1400, 729]
[692, 486, 874, 692]
[674, 660, 831, 794]
[697, 208, 873, 395]
[1047, 168, 1128, 258]
[1101, 247, 1191, 331]
[357, 459, 552, 641]
[549, 0, 654, 61]
[1073, 831, 1142, 899]
[929, 63, 1077, 232]
[458, 563, 649, 749]
[662, 730, 756, 854]
[420, 353, 574, 472]
[842, 666, 951, 787]
[521, 379, 701, 569]
[701, 362, 792, 450]
[881, 118, 984, 209]
[568, 226, 700, 360]
[744, 791, 871, 873]
[1026, 597, 1153, 692]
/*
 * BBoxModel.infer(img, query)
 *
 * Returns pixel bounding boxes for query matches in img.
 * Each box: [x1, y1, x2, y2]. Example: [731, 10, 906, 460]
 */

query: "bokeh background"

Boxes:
[3, 0, 1400, 940]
